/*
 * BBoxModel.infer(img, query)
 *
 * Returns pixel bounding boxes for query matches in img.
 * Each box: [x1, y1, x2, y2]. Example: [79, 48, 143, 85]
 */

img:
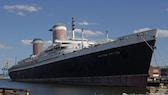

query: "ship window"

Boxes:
[61, 47, 66, 49]
[62, 43, 70, 44]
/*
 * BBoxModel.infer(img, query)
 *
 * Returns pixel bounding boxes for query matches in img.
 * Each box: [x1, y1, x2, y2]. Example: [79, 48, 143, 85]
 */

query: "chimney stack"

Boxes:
[32, 38, 43, 55]
[49, 23, 67, 43]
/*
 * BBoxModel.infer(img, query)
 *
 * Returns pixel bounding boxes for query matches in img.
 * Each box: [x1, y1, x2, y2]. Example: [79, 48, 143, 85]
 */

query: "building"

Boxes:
[161, 66, 168, 77]
[0, 73, 3, 78]
[148, 66, 161, 78]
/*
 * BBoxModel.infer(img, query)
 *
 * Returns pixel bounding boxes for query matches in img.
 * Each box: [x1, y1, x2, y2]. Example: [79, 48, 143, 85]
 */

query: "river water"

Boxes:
[0, 79, 146, 95]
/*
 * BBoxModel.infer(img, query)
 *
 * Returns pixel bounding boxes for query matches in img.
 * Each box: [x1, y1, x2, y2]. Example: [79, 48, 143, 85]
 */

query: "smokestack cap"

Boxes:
[49, 23, 66, 31]
[32, 38, 43, 44]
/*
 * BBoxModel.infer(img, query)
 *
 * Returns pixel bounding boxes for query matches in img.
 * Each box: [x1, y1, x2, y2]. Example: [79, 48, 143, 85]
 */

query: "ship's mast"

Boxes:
[72, 17, 75, 39]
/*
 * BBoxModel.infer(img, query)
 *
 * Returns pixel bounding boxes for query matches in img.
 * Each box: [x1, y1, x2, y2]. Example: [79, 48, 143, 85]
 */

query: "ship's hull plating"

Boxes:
[9, 40, 155, 87]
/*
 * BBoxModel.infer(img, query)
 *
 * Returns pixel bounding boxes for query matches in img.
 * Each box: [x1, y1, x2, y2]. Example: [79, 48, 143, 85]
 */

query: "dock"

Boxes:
[0, 88, 30, 95]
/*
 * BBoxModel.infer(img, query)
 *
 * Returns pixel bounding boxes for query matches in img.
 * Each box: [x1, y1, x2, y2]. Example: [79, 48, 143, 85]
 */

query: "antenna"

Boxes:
[15, 56, 17, 65]
[82, 28, 84, 49]
[106, 30, 109, 41]
[72, 17, 75, 39]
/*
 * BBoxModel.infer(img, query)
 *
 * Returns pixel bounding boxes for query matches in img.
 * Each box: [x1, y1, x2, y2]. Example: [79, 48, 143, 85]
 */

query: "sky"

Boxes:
[0, 0, 168, 73]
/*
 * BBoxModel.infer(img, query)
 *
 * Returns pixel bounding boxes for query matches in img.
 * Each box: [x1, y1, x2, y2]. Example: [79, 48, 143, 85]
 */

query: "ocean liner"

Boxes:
[8, 18, 158, 87]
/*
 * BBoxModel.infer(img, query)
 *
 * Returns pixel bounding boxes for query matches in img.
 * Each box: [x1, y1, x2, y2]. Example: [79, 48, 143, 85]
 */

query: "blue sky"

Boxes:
[0, 0, 168, 72]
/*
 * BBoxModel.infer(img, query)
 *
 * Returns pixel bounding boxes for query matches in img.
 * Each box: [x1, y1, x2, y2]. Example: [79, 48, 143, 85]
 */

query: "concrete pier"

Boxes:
[0, 88, 30, 95]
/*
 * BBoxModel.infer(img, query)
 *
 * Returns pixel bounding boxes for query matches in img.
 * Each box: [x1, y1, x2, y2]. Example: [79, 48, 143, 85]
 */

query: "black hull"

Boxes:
[9, 40, 156, 87]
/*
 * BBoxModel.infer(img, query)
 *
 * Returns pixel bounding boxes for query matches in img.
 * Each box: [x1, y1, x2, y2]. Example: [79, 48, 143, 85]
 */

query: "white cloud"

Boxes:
[75, 28, 103, 37]
[77, 21, 96, 26]
[133, 28, 151, 33]
[78, 21, 89, 26]
[158, 29, 168, 38]
[3, 5, 14, 10]
[21, 40, 52, 47]
[21, 40, 32, 45]
[3, 4, 41, 16]
[43, 40, 52, 47]
[133, 28, 168, 38]
[15, 5, 41, 12]
[0, 44, 10, 49]
[17, 11, 25, 16]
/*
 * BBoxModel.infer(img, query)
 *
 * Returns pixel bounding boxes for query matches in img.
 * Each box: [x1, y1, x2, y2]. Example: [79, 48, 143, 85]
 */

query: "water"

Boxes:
[0, 79, 146, 95]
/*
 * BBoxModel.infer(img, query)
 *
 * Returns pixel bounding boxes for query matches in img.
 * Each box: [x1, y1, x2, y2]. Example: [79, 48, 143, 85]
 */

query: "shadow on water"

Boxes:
[0, 79, 146, 95]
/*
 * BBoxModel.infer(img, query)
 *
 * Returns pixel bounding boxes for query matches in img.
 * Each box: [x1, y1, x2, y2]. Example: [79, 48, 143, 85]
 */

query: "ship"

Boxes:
[8, 17, 158, 87]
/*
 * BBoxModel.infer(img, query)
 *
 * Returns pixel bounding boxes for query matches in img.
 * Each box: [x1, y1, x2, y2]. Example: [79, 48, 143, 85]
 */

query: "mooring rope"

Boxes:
[140, 35, 159, 66]
[140, 35, 154, 51]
